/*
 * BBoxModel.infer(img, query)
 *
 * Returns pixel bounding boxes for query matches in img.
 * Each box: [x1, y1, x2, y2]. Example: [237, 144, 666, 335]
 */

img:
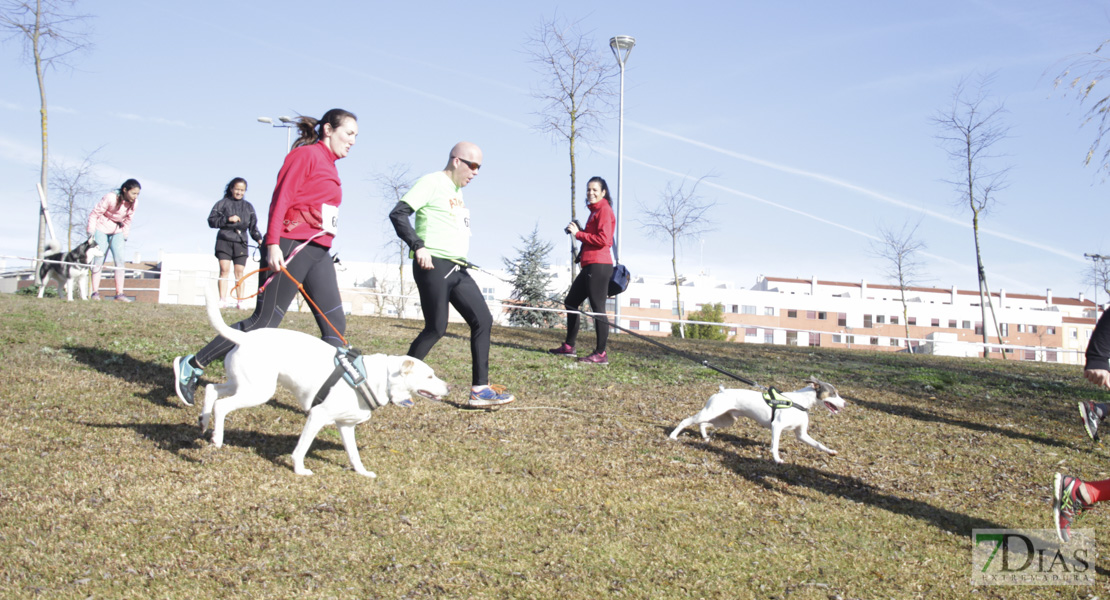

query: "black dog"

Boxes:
[38, 239, 104, 301]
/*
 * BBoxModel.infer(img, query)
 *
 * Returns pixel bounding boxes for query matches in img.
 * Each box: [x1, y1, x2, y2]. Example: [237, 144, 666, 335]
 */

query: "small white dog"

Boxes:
[668, 376, 845, 464]
[197, 287, 450, 477]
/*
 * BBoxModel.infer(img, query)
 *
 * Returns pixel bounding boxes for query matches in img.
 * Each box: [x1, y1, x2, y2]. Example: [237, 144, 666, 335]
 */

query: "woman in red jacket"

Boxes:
[549, 176, 615, 364]
[173, 108, 359, 406]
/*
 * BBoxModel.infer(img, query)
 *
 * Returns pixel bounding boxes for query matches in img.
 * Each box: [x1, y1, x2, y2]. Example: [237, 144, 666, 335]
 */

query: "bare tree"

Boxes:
[525, 13, 618, 277]
[1054, 39, 1110, 178]
[871, 221, 928, 354]
[374, 164, 416, 317]
[637, 176, 716, 339]
[1, 0, 93, 282]
[1083, 254, 1110, 311]
[933, 73, 1009, 358]
[48, 146, 101, 250]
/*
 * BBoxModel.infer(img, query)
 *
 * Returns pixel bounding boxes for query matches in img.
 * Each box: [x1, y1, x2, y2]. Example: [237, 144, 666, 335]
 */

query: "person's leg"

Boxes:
[584, 263, 614, 355]
[90, 230, 108, 298]
[560, 270, 591, 348]
[217, 259, 232, 302]
[106, 233, 127, 297]
[232, 262, 246, 301]
[406, 257, 455, 360]
[448, 270, 493, 386]
[297, 245, 346, 348]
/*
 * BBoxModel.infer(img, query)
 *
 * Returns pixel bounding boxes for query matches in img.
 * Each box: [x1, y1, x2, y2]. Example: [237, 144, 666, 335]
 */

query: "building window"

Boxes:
[482, 287, 495, 301]
[810, 332, 821, 346]
[1025, 350, 1036, 361]
[875, 315, 885, 324]
[832, 334, 842, 343]
[806, 310, 816, 319]
[764, 306, 775, 316]
[974, 322, 983, 335]
[787, 309, 798, 318]
[948, 320, 957, 328]
[890, 315, 899, 325]
[908, 316, 916, 325]
[863, 314, 873, 328]
[1031, 325, 1038, 334]
[838, 313, 847, 327]
[786, 331, 798, 346]
[932, 318, 940, 327]
[606, 298, 616, 312]
[1046, 326, 1056, 335]
[1000, 323, 1008, 337]
[764, 332, 774, 344]
[1047, 351, 1058, 362]
[650, 299, 661, 309]
[1017, 324, 1025, 333]
[818, 311, 827, 320]
[742, 305, 756, 314]
[890, 338, 900, 347]
[629, 320, 639, 330]
[650, 322, 660, 332]
[629, 298, 640, 308]
[745, 327, 758, 337]
[730, 304, 739, 313]
[672, 301, 683, 315]
[870, 336, 879, 345]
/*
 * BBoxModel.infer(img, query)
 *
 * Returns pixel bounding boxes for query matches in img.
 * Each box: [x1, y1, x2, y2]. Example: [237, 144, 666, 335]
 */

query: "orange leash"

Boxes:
[229, 266, 349, 348]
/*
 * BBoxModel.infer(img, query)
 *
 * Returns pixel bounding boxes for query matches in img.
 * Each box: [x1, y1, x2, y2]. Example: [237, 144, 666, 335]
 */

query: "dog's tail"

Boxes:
[204, 285, 247, 346]
[44, 239, 61, 255]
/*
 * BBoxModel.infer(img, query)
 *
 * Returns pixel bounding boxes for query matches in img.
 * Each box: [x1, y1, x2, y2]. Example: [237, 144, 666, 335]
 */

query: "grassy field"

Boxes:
[0, 292, 1107, 599]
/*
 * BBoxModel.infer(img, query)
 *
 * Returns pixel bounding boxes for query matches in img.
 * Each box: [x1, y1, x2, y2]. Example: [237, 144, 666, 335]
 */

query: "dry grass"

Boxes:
[0, 293, 1106, 599]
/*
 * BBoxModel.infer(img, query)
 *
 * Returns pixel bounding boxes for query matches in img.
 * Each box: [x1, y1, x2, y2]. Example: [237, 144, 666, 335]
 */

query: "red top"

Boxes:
[575, 199, 615, 266]
[264, 141, 341, 248]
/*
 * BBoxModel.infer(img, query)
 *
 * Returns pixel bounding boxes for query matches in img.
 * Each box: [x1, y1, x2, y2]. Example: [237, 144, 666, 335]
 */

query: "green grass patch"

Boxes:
[0, 294, 1106, 598]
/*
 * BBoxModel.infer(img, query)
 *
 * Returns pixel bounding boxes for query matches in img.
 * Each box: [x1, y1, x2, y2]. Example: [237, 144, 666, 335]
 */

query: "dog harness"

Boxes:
[763, 387, 808, 421]
[312, 347, 386, 410]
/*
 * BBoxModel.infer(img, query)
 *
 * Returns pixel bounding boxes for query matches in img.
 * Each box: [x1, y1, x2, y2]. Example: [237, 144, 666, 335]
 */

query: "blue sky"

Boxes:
[2, 0, 1109, 299]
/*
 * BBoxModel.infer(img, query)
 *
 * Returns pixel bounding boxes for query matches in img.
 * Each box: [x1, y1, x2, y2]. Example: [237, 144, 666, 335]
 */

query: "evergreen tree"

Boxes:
[503, 226, 561, 327]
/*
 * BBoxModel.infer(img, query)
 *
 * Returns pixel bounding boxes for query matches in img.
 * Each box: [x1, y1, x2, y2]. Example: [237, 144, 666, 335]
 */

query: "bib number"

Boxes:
[321, 204, 339, 235]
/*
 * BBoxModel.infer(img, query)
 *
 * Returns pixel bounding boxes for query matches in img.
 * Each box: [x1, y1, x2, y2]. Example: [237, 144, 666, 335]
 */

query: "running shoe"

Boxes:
[1079, 401, 1101, 443]
[114, 294, 132, 303]
[173, 354, 203, 406]
[469, 384, 515, 408]
[578, 351, 608, 365]
[1053, 473, 1090, 543]
[90, 292, 101, 300]
[548, 343, 576, 356]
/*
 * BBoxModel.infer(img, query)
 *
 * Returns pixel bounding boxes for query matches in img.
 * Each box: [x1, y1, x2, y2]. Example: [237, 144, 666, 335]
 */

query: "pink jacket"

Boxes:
[87, 192, 136, 237]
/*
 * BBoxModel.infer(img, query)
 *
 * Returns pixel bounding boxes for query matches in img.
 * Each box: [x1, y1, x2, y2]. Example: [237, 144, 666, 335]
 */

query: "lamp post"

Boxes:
[610, 34, 635, 331]
[1085, 252, 1109, 319]
[257, 116, 296, 152]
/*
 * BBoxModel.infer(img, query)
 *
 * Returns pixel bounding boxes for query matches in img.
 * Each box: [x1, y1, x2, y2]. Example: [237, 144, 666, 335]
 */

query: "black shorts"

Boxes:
[215, 238, 249, 265]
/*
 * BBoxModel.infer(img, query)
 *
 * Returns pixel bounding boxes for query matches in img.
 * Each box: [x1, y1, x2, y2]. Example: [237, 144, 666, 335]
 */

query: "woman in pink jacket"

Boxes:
[87, 178, 140, 301]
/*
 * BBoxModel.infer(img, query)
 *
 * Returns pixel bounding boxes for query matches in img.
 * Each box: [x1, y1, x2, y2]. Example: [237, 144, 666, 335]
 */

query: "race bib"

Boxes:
[321, 204, 339, 235]
[457, 206, 471, 237]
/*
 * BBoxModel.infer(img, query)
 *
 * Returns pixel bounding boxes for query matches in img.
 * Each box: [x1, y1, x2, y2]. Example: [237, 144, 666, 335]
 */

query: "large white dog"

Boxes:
[197, 287, 449, 477]
[668, 376, 845, 464]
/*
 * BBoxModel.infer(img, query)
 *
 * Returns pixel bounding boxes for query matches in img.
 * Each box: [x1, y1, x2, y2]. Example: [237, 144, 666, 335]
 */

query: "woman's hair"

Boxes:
[291, 109, 358, 148]
[117, 179, 141, 203]
[588, 176, 612, 206]
[224, 177, 248, 198]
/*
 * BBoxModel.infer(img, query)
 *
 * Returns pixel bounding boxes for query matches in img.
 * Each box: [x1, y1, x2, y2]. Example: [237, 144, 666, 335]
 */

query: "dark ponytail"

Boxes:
[291, 108, 358, 148]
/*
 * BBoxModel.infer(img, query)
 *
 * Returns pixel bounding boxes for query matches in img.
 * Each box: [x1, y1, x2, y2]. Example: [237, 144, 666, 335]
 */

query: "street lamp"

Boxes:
[1085, 252, 1109, 318]
[610, 34, 635, 331]
[257, 115, 296, 152]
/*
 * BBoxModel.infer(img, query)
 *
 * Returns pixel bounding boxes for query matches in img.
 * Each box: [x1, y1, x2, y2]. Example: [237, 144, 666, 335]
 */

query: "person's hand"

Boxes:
[267, 244, 285, 271]
[566, 222, 580, 236]
[414, 247, 433, 270]
[228, 215, 241, 223]
[1084, 369, 1110, 390]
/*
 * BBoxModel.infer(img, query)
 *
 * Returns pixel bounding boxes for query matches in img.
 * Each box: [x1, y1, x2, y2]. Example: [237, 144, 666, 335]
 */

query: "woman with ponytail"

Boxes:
[87, 178, 141, 301]
[174, 109, 359, 406]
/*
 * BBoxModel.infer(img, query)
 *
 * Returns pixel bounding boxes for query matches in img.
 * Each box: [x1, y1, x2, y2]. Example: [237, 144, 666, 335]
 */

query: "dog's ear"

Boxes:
[400, 357, 415, 374]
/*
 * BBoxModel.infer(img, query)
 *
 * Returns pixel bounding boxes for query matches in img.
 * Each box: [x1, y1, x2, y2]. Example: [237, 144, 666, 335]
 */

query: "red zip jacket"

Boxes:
[264, 141, 341, 248]
[575, 199, 615, 266]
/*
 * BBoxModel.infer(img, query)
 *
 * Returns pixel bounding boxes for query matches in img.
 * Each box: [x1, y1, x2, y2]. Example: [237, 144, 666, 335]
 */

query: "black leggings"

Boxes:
[195, 238, 346, 366]
[563, 263, 613, 353]
[408, 257, 492, 386]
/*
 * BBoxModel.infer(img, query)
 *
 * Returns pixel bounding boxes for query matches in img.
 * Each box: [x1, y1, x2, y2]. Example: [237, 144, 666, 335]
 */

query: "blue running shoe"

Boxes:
[469, 384, 515, 409]
[173, 354, 203, 406]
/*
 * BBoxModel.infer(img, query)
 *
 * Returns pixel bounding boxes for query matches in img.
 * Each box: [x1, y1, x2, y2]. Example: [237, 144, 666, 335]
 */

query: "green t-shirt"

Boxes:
[401, 171, 471, 261]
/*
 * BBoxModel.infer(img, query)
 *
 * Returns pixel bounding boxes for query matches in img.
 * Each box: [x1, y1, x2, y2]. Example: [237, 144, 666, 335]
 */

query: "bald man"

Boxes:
[389, 142, 515, 408]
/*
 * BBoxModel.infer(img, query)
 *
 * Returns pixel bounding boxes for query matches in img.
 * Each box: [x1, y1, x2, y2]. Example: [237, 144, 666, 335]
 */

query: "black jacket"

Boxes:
[1087, 309, 1110, 371]
[208, 196, 263, 244]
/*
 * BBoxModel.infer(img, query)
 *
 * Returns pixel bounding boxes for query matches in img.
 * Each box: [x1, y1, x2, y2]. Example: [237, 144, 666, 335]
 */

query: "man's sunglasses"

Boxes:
[453, 156, 481, 171]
